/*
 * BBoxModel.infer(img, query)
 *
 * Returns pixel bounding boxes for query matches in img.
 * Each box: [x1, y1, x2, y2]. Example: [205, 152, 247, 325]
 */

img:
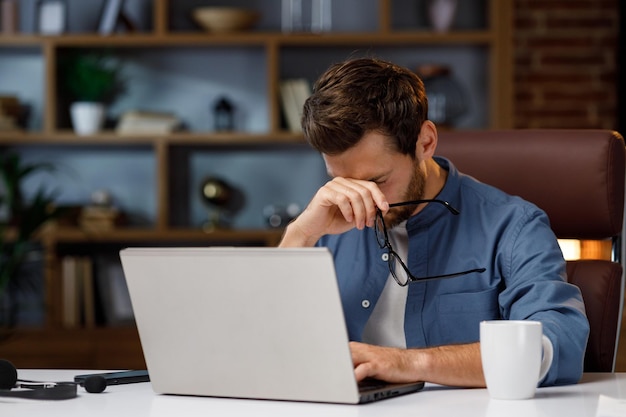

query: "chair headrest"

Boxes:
[436, 129, 625, 239]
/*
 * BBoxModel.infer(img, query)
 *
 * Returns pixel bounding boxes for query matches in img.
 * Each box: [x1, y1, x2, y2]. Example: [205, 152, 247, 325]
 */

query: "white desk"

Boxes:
[3, 370, 626, 416]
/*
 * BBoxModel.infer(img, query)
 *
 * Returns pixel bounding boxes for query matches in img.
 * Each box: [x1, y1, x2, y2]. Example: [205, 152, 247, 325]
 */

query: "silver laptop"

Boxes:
[119, 247, 424, 404]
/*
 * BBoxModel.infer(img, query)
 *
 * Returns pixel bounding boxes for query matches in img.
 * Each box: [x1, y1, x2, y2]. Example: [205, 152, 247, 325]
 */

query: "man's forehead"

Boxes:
[323, 153, 391, 182]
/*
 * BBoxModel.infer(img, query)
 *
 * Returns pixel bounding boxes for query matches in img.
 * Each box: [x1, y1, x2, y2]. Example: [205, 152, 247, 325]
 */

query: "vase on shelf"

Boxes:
[427, 0, 458, 33]
[281, 0, 332, 33]
[416, 64, 468, 128]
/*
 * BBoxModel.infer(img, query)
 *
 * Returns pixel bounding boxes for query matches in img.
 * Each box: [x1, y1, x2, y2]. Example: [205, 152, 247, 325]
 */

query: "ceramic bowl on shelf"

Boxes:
[192, 7, 260, 33]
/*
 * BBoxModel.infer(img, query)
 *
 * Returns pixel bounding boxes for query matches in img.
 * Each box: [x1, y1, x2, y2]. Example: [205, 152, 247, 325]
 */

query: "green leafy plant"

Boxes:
[61, 52, 125, 104]
[0, 153, 63, 326]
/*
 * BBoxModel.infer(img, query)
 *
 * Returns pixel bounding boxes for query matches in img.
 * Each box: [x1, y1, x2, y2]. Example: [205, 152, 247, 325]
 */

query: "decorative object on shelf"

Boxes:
[263, 203, 301, 229]
[200, 176, 245, 232]
[1, 0, 19, 34]
[79, 189, 123, 232]
[0, 96, 30, 131]
[192, 7, 260, 33]
[281, 0, 302, 32]
[0, 97, 18, 131]
[0, 153, 62, 330]
[36, 0, 67, 35]
[213, 96, 235, 132]
[311, 0, 332, 33]
[416, 64, 468, 127]
[427, 0, 458, 33]
[61, 52, 125, 136]
[282, 0, 332, 33]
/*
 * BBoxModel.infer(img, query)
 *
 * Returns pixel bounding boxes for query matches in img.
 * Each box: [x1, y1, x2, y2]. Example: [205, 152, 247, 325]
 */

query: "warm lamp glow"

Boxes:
[558, 239, 581, 260]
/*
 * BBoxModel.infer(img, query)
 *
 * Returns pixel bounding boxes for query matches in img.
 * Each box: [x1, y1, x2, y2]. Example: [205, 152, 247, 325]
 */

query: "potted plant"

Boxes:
[61, 51, 125, 135]
[0, 153, 62, 329]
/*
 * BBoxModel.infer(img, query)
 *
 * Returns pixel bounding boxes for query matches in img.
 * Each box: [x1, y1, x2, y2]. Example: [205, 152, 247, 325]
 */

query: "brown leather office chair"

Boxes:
[436, 129, 626, 372]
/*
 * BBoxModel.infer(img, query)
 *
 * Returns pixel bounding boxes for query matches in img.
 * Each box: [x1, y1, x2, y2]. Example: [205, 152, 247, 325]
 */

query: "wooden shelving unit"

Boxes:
[0, 0, 513, 369]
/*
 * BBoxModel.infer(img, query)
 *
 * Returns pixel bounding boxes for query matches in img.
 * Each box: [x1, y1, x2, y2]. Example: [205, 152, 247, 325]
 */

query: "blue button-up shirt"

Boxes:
[317, 157, 589, 386]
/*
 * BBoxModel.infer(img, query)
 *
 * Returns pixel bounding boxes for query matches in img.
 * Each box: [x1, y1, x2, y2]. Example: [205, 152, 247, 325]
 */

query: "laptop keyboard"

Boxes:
[358, 378, 389, 391]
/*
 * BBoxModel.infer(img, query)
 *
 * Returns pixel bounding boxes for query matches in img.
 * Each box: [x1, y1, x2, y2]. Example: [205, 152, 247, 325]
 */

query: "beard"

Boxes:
[384, 159, 426, 229]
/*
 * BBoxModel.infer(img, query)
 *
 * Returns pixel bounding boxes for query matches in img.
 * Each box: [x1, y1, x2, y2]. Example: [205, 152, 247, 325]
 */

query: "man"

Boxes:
[279, 57, 589, 388]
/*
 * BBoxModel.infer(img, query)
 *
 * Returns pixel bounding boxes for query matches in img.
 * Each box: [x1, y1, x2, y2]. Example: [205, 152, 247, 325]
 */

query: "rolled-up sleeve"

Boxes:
[500, 208, 588, 385]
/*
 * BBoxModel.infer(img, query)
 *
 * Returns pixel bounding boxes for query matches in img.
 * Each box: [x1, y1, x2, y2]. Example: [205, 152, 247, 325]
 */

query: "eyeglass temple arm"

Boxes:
[388, 199, 460, 215]
[408, 267, 486, 283]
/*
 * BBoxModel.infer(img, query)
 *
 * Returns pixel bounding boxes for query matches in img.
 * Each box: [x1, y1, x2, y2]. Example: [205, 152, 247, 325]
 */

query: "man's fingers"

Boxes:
[325, 178, 385, 229]
[353, 363, 371, 382]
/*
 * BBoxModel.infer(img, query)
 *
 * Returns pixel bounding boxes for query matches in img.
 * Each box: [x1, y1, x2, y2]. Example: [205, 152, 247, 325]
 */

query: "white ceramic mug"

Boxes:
[480, 320, 553, 400]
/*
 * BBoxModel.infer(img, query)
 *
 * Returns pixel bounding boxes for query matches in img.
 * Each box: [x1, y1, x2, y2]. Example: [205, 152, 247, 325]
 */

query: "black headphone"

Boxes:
[0, 359, 107, 400]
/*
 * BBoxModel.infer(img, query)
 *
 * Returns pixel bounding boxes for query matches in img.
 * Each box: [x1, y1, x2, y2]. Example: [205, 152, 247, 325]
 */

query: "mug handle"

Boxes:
[538, 335, 554, 381]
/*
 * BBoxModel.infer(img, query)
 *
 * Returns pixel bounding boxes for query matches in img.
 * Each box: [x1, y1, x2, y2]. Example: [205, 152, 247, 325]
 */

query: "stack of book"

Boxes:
[116, 110, 181, 135]
[79, 205, 119, 231]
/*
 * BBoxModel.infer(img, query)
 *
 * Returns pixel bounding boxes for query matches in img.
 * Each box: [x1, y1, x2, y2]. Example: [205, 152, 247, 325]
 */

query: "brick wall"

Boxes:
[513, 0, 620, 129]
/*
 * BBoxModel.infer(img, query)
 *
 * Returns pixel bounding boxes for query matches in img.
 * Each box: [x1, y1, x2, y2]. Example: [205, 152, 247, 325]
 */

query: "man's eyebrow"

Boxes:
[323, 171, 387, 181]
[367, 173, 387, 183]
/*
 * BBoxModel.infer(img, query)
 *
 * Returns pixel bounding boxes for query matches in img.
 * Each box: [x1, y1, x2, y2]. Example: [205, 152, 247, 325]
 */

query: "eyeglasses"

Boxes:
[375, 199, 486, 287]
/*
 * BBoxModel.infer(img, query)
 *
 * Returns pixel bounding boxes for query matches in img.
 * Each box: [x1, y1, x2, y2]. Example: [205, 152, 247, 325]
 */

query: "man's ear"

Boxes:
[415, 120, 438, 159]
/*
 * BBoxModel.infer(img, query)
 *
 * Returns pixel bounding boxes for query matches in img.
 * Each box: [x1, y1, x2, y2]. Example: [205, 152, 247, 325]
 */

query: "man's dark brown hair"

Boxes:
[301, 57, 429, 157]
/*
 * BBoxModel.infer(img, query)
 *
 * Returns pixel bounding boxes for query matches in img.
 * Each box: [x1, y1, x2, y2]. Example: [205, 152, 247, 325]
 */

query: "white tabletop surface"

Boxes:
[3, 370, 626, 416]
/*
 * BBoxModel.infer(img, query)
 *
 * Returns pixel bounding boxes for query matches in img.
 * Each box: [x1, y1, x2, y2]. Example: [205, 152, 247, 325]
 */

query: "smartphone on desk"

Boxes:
[74, 370, 150, 386]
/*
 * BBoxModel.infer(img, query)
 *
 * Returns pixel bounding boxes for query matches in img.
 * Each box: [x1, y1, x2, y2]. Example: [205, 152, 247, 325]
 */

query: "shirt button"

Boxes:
[381, 253, 389, 261]
[361, 300, 371, 309]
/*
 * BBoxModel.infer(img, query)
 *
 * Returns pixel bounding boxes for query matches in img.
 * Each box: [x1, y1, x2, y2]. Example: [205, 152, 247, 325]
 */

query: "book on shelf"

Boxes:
[61, 256, 78, 328]
[279, 78, 312, 133]
[93, 253, 134, 326]
[61, 256, 96, 329]
[98, 0, 136, 35]
[116, 110, 181, 135]
[81, 257, 96, 328]
[98, 0, 124, 35]
[62, 254, 134, 327]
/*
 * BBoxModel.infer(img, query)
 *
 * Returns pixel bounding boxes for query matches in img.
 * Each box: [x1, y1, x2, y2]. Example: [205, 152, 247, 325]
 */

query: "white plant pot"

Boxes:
[70, 102, 105, 135]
